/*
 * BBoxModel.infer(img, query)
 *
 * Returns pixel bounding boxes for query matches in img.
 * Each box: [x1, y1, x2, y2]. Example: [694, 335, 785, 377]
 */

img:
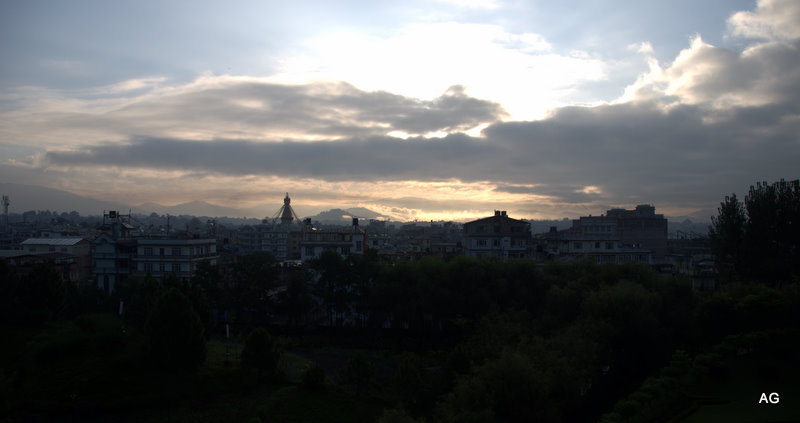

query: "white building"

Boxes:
[134, 238, 218, 279]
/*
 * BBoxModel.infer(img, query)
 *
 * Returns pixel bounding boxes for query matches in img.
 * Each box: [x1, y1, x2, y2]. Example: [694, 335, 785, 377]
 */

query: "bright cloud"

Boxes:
[2, 0, 799, 221]
[270, 22, 605, 120]
[728, 0, 800, 41]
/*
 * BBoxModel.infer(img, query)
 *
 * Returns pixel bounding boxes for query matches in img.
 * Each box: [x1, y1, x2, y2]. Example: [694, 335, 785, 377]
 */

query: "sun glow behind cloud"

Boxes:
[2, 1, 799, 222]
[269, 22, 607, 121]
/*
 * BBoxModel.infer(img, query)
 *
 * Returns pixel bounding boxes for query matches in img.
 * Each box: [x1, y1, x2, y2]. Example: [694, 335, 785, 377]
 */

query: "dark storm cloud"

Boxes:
[46, 133, 498, 181]
[105, 81, 506, 139]
[46, 95, 800, 209]
[41, 29, 800, 211]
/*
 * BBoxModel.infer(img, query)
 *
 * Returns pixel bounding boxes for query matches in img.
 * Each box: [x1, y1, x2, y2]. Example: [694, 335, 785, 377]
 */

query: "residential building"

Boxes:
[300, 218, 366, 261]
[20, 237, 92, 282]
[134, 238, 218, 279]
[463, 210, 531, 259]
[538, 204, 668, 265]
[92, 233, 136, 295]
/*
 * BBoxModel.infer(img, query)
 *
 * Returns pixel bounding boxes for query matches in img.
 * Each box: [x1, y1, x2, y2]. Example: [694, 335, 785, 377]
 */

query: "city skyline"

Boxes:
[2, 0, 799, 221]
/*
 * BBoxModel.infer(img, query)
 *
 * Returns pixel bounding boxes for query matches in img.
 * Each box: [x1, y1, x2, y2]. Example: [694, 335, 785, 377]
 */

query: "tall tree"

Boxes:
[709, 194, 746, 281]
[710, 179, 800, 285]
[144, 287, 207, 373]
[743, 179, 800, 284]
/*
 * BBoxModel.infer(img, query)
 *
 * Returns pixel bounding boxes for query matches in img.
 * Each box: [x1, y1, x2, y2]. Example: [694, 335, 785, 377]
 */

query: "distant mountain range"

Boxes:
[0, 182, 711, 231]
[0, 182, 129, 216]
[0, 182, 390, 222]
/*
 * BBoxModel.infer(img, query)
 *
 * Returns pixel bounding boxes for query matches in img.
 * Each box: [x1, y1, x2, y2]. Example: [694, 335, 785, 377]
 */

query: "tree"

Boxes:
[743, 179, 800, 284]
[308, 250, 352, 327]
[144, 287, 207, 373]
[342, 352, 374, 396]
[709, 194, 747, 281]
[710, 179, 800, 285]
[231, 252, 279, 325]
[241, 327, 282, 381]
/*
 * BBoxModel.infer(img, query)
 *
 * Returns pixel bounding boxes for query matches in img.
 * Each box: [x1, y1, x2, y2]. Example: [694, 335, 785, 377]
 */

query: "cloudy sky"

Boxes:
[1, 0, 798, 221]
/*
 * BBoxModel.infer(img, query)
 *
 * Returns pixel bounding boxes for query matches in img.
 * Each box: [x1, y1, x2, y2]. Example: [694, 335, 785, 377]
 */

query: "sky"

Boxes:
[1, 0, 799, 221]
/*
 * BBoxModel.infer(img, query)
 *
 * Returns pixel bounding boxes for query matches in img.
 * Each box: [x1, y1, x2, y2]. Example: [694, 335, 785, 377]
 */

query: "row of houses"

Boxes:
[3, 198, 709, 295]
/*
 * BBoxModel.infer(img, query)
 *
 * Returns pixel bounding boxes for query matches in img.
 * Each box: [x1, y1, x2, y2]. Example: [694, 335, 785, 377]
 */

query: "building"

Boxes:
[91, 210, 219, 294]
[20, 237, 92, 282]
[134, 238, 218, 279]
[463, 210, 531, 259]
[300, 218, 367, 261]
[539, 204, 667, 265]
[92, 211, 137, 294]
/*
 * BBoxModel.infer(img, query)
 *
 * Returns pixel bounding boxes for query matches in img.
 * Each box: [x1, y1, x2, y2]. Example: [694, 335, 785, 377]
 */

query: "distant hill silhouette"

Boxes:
[0, 182, 129, 216]
[305, 207, 390, 224]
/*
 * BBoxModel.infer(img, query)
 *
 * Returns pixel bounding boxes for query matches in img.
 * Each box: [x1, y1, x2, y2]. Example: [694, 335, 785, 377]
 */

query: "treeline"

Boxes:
[710, 178, 800, 285]
[183, 251, 798, 421]
[2, 252, 799, 421]
[2, 180, 799, 422]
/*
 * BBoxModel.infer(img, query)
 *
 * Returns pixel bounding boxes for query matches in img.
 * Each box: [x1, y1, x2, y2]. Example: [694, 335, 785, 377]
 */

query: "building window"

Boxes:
[574, 242, 582, 249]
[477, 239, 487, 247]
[341, 247, 350, 255]
[356, 240, 362, 252]
[595, 242, 600, 249]
[172, 247, 181, 256]
[144, 263, 153, 273]
[144, 247, 153, 256]
[159, 263, 165, 273]
[305, 247, 314, 256]
[606, 242, 614, 249]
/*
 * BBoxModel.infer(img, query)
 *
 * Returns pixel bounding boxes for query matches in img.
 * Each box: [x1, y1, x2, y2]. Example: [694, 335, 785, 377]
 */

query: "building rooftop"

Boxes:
[21, 237, 87, 246]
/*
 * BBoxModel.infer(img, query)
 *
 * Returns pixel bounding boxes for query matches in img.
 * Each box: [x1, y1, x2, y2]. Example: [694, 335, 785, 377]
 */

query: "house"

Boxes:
[20, 237, 92, 282]
[300, 218, 366, 261]
[463, 211, 531, 259]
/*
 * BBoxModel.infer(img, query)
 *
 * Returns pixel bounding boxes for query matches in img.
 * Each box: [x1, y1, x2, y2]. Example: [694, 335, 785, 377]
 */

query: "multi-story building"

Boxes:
[300, 218, 366, 261]
[91, 210, 219, 294]
[463, 210, 531, 259]
[92, 234, 136, 295]
[134, 238, 218, 279]
[539, 204, 668, 264]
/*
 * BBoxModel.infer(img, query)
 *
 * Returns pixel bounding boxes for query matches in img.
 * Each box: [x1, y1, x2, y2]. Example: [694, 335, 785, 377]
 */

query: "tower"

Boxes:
[280, 193, 294, 224]
[272, 192, 300, 225]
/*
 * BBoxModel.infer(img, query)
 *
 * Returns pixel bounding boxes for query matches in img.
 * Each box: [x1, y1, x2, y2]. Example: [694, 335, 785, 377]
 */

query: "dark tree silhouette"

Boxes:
[144, 287, 207, 373]
[241, 327, 282, 381]
[710, 179, 800, 285]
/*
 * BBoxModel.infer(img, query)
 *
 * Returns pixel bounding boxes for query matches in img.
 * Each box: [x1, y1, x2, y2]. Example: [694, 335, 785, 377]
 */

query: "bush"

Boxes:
[241, 328, 282, 381]
[302, 363, 326, 391]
